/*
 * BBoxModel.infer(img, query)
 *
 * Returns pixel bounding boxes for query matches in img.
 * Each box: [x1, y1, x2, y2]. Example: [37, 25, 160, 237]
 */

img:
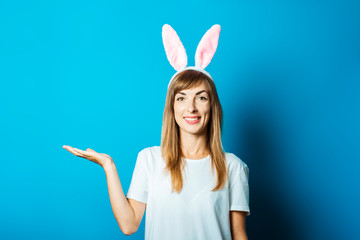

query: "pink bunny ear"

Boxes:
[195, 24, 221, 69]
[162, 24, 188, 71]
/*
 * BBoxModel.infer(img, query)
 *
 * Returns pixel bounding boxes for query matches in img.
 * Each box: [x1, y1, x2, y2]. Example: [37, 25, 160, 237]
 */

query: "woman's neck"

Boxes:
[179, 131, 209, 159]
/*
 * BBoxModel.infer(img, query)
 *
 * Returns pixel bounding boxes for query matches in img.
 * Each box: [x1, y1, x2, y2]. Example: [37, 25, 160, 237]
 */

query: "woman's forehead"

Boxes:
[175, 82, 209, 94]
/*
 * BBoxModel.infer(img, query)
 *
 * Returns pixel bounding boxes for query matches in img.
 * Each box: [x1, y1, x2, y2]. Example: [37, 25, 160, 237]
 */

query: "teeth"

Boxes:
[185, 117, 199, 121]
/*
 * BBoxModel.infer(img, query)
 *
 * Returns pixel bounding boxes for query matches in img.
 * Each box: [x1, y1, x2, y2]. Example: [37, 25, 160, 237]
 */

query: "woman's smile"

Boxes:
[184, 116, 201, 124]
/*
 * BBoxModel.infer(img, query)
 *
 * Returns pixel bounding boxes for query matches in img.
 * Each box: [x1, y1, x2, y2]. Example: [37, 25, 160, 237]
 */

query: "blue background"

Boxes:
[1, 0, 359, 239]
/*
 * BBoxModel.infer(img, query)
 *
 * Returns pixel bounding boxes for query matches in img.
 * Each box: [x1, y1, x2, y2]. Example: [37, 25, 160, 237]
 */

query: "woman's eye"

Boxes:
[176, 97, 185, 101]
[199, 96, 208, 101]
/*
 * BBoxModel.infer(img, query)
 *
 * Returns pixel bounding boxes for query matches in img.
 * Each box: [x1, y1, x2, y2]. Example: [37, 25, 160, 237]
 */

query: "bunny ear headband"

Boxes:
[162, 24, 221, 88]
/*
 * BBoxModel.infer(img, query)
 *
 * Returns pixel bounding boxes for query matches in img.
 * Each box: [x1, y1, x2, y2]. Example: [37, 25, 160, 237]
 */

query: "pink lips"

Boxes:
[184, 116, 201, 124]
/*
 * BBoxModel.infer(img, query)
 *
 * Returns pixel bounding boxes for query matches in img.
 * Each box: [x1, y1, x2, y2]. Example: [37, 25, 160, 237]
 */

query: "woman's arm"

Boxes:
[103, 161, 146, 235]
[230, 211, 248, 240]
[62, 145, 145, 235]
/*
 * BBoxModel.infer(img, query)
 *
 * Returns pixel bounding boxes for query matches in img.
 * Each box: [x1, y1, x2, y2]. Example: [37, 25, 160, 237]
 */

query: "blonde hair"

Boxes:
[160, 70, 227, 193]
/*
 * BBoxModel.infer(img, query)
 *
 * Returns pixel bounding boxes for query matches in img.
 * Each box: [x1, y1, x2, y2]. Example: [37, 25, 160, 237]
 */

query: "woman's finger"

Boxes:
[67, 148, 82, 157]
[63, 145, 76, 154]
[73, 148, 92, 156]
[73, 150, 95, 160]
[63, 146, 91, 158]
[86, 148, 96, 153]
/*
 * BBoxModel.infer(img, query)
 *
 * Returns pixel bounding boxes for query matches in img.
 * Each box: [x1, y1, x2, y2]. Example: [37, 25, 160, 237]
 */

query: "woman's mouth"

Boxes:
[184, 117, 201, 124]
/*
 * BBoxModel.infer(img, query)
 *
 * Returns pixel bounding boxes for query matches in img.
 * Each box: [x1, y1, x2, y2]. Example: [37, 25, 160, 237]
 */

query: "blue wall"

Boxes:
[1, 0, 359, 239]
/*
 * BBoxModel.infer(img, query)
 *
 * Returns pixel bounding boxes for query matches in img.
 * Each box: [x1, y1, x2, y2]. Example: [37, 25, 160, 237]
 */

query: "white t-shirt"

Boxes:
[126, 146, 250, 240]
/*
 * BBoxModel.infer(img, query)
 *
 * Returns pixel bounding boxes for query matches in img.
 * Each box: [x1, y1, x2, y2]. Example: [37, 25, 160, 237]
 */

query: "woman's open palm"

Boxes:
[63, 145, 113, 168]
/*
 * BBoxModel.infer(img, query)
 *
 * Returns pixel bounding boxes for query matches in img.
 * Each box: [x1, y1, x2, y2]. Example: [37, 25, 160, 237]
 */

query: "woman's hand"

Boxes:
[62, 145, 113, 168]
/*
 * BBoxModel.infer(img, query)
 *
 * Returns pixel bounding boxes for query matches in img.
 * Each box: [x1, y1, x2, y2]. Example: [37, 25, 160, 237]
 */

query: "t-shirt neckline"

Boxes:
[183, 154, 210, 162]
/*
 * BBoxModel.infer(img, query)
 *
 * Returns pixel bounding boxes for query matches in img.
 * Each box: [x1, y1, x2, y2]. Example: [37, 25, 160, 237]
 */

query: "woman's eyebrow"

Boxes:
[177, 90, 208, 95]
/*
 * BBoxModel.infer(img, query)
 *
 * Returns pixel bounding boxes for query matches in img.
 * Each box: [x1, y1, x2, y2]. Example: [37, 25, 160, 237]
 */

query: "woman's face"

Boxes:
[173, 82, 211, 136]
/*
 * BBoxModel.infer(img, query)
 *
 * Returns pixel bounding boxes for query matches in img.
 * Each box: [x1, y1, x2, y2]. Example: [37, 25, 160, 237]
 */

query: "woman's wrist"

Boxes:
[102, 159, 115, 171]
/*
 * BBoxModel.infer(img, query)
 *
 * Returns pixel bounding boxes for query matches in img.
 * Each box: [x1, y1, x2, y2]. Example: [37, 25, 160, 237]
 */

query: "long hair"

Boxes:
[160, 70, 227, 193]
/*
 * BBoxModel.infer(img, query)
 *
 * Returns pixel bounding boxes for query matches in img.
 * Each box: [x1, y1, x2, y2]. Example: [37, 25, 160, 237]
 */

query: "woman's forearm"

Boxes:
[103, 161, 136, 235]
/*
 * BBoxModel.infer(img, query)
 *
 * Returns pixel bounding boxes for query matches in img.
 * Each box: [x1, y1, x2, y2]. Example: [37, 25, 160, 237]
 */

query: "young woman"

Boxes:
[63, 24, 250, 240]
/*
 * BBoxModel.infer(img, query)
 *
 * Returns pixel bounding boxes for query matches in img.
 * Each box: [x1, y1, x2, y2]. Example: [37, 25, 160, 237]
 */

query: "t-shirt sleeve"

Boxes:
[126, 149, 148, 204]
[229, 163, 250, 216]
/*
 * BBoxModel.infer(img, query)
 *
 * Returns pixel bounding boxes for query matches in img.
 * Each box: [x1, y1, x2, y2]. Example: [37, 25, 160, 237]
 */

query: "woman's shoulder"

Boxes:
[224, 151, 249, 171]
[136, 146, 163, 169]
[138, 146, 161, 157]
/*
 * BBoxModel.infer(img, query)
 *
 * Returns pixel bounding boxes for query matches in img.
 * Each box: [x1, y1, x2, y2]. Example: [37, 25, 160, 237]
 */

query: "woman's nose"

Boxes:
[187, 100, 197, 112]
